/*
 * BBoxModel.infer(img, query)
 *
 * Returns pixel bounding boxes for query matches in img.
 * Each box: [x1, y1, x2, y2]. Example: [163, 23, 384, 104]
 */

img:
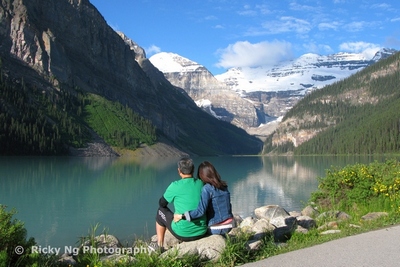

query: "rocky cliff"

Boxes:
[0, 0, 262, 155]
[149, 52, 260, 129]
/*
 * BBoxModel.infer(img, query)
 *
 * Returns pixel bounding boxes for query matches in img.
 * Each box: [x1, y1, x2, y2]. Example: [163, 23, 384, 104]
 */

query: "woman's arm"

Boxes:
[186, 186, 210, 221]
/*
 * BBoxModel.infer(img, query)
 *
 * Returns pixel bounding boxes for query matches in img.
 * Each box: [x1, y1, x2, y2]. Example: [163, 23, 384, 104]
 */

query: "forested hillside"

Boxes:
[263, 52, 400, 155]
[0, 64, 156, 155]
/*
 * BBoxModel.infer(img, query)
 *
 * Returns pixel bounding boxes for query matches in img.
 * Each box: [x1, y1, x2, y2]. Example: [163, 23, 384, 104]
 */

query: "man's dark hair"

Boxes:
[178, 157, 194, 175]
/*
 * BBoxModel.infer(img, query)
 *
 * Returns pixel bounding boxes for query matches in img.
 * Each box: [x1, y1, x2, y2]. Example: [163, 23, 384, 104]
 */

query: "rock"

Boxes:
[233, 214, 243, 227]
[318, 221, 338, 231]
[151, 229, 181, 249]
[320, 230, 341, 235]
[297, 215, 317, 229]
[239, 216, 257, 229]
[295, 225, 309, 234]
[253, 205, 297, 242]
[164, 235, 226, 261]
[227, 227, 242, 236]
[251, 219, 275, 240]
[301, 205, 320, 217]
[336, 211, 351, 221]
[254, 205, 290, 220]
[317, 210, 351, 221]
[289, 211, 302, 217]
[246, 240, 262, 251]
[361, 212, 389, 221]
[58, 253, 76, 265]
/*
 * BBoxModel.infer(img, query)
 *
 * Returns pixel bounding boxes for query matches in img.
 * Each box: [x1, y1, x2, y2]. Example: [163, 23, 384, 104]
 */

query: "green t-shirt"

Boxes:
[163, 177, 207, 237]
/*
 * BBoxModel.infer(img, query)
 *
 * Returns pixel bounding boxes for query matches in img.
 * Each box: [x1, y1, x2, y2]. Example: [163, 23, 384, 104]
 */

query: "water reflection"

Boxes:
[227, 157, 321, 218]
[0, 155, 395, 248]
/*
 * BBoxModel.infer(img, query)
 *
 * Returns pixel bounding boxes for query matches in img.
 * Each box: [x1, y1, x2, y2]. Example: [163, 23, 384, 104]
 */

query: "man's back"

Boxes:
[163, 178, 207, 237]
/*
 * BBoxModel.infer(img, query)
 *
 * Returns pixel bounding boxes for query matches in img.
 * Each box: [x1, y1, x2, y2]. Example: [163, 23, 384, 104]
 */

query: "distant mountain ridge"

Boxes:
[149, 49, 396, 138]
[215, 48, 397, 94]
[262, 51, 400, 155]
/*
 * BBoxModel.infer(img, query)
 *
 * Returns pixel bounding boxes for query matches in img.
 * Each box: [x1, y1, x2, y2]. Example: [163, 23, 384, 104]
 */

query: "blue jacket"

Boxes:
[185, 183, 233, 226]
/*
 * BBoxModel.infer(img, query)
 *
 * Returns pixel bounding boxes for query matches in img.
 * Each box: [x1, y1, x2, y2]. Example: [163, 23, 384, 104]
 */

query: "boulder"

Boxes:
[246, 240, 262, 251]
[297, 215, 317, 229]
[254, 205, 290, 220]
[250, 219, 275, 240]
[301, 205, 320, 217]
[361, 212, 388, 221]
[317, 210, 351, 221]
[239, 216, 257, 233]
[163, 235, 226, 261]
[233, 214, 243, 226]
[151, 229, 180, 249]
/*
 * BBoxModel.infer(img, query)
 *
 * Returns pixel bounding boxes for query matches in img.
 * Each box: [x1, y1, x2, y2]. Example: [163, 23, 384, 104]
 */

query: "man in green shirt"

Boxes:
[149, 157, 207, 252]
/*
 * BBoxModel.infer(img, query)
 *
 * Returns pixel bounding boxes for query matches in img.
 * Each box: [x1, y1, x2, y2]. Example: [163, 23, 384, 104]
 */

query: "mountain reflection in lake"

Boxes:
[0, 155, 390, 248]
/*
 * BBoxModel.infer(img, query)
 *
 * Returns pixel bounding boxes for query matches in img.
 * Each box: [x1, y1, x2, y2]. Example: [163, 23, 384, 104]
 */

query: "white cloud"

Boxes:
[289, 2, 318, 12]
[339, 42, 380, 58]
[213, 24, 224, 29]
[261, 16, 311, 34]
[343, 21, 368, 32]
[146, 45, 161, 56]
[318, 22, 340, 31]
[370, 3, 391, 10]
[215, 40, 293, 69]
[238, 5, 257, 16]
[204, 15, 217, 20]
[255, 4, 271, 15]
[303, 43, 334, 54]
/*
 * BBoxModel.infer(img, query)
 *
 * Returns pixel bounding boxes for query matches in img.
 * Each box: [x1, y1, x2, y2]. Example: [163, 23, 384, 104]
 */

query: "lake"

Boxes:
[0, 155, 392, 248]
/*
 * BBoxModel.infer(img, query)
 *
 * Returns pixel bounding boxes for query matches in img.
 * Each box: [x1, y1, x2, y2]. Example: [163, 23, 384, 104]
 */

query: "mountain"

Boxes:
[215, 49, 396, 94]
[262, 51, 400, 155]
[0, 0, 262, 156]
[149, 52, 261, 129]
[150, 49, 396, 139]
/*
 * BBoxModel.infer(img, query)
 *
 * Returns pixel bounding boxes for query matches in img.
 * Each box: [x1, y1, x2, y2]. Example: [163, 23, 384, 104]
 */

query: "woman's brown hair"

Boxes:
[197, 161, 227, 189]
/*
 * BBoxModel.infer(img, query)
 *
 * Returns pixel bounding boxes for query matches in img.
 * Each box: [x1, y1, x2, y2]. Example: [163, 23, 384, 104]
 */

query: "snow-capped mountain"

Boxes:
[215, 48, 397, 94]
[149, 52, 260, 129]
[148, 52, 203, 73]
[149, 49, 396, 138]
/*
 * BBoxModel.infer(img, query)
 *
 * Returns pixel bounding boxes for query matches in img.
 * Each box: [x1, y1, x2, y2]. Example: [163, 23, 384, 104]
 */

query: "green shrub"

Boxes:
[0, 205, 36, 266]
[310, 159, 400, 213]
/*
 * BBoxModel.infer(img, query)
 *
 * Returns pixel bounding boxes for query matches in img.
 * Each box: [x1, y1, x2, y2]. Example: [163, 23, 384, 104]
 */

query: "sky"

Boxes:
[90, 0, 400, 75]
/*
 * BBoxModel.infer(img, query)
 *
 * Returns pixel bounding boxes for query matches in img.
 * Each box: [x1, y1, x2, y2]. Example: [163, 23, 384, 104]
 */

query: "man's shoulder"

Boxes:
[168, 177, 200, 186]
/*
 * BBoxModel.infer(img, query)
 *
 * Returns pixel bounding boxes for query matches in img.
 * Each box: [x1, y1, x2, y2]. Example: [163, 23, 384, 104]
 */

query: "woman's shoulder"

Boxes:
[203, 183, 228, 192]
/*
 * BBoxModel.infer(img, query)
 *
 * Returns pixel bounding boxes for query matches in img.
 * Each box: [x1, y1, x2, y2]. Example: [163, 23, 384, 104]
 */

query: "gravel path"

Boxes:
[240, 224, 400, 267]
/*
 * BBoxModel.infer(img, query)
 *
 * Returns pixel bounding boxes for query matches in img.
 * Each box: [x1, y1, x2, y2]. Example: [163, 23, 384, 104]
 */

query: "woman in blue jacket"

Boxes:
[174, 161, 234, 235]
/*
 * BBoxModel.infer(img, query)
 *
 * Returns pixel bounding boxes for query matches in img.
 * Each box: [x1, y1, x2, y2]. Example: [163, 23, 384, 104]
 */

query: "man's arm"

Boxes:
[159, 196, 169, 208]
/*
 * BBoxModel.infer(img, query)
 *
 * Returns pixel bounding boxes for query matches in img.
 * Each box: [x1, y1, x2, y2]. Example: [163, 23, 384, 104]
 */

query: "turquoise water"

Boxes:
[0, 155, 390, 248]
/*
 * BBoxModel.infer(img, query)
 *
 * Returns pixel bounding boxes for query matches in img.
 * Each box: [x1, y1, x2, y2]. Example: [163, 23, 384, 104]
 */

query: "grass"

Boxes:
[83, 93, 156, 149]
